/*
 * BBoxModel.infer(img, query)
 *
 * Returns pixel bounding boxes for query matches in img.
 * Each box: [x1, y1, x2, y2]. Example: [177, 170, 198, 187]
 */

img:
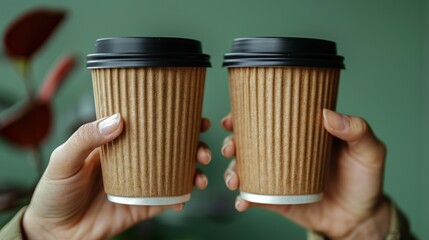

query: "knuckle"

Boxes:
[353, 117, 369, 137]
[377, 138, 387, 152]
[77, 122, 98, 142]
[68, 122, 99, 150]
[374, 139, 387, 159]
[50, 144, 65, 161]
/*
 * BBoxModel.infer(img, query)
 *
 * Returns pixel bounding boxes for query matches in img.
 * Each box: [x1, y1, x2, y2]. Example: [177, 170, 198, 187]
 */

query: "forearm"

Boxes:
[336, 198, 391, 240]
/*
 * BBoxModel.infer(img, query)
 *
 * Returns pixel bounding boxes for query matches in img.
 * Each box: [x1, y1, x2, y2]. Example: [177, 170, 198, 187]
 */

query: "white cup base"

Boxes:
[107, 194, 191, 206]
[240, 191, 323, 205]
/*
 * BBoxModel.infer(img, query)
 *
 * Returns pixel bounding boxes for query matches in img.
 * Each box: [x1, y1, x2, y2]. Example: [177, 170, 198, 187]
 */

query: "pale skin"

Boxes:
[221, 109, 391, 240]
[22, 113, 212, 240]
[19, 109, 391, 239]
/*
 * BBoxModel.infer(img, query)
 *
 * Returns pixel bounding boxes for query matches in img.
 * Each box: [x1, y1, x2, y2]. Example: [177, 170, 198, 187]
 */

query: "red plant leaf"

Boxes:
[39, 54, 76, 103]
[0, 101, 52, 148]
[3, 8, 66, 60]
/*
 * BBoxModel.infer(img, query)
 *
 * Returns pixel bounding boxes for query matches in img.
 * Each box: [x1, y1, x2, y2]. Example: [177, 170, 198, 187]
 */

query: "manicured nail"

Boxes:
[222, 136, 232, 155]
[178, 203, 184, 211]
[221, 144, 230, 155]
[198, 148, 211, 164]
[225, 174, 232, 188]
[174, 203, 184, 211]
[235, 197, 242, 211]
[221, 116, 228, 127]
[98, 113, 121, 136]
[323, 109, 348, 131]
[205, 149, 212, 164]
[200, 175, 208, 188]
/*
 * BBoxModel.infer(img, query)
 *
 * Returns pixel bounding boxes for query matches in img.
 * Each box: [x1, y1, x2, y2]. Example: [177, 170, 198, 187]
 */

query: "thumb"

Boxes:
[323, 109, 386, 167]
[45, 113, 123, 180]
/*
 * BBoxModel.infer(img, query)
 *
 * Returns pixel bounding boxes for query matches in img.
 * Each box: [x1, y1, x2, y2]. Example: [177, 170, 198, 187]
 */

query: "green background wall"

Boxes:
[0, 0, 427, 239]
[423, 0, 429, 233]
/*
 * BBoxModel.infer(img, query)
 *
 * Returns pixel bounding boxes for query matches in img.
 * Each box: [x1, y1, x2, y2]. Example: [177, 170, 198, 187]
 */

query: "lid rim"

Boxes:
[87, 37, 211, 69]
[222, 61, 345, 69]
[223, 37, 345, 69]
[87, 61, 211, 69]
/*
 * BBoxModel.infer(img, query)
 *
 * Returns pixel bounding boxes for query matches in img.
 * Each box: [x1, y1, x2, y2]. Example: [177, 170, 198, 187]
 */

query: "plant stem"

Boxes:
[12, 60, 34, 100]
[22, 62, 35, 100]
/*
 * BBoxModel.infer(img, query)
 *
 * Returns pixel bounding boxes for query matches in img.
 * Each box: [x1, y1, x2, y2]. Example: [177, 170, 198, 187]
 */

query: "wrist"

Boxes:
[22, 208, 55, 240]
[331, 197, 391, 240]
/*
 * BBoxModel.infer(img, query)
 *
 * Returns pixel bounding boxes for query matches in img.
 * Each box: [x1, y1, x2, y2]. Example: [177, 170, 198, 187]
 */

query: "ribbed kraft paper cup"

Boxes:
[223, 37, 344, 205]
[87, 37, 210, 205]
[229, 67, 339, 203]
[92, 67, 205, 204]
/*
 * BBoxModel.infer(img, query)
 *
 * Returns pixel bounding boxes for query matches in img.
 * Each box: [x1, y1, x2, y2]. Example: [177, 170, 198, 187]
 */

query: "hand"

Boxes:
[222, 109, 391, 239]
[23, 113, 212, 240]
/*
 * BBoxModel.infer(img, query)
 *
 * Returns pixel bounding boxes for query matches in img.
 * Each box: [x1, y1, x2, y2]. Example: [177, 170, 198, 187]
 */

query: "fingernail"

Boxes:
[200, 175, 208, 188]
[323, 109, 348, 131]
[235, 198, 241, 211]
[205, 149, 212, 164]
[98, 113, 121, 136]
[178, 203, 184, 211]
[226, 174, 232, 188]
[221, 116, 228, 126]
[174, 203, 184, 212]
[221, 144, 230, 155]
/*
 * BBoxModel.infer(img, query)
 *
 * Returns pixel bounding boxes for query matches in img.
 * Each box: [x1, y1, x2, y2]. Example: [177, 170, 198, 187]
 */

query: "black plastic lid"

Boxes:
[223, 37, 345, 69]
[87, 37, 211, 69]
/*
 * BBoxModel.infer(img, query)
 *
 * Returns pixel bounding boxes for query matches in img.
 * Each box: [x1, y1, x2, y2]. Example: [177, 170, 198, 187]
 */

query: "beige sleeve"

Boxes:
[0, 207, 27, 240]
[307, 201, 418, 240]
[307, 230, 326, 240]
